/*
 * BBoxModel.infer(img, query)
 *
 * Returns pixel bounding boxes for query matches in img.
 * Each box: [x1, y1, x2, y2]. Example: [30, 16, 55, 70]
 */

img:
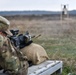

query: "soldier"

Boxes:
[0, 16, 28, 75]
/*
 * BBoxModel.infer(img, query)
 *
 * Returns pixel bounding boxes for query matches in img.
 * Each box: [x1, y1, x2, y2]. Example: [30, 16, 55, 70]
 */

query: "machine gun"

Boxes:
[9, 29, 33, 49]
[9, 29, 41, 49]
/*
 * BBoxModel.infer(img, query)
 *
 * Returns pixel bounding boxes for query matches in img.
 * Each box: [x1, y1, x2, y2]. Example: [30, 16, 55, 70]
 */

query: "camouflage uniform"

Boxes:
[0, 16, 28, 75]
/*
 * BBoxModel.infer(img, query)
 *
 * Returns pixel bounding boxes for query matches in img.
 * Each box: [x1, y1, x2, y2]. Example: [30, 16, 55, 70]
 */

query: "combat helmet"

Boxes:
[0, 16, 10, 31]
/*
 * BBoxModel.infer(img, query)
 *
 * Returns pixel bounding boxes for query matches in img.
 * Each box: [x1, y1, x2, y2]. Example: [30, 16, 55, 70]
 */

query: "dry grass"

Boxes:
[4, 15, 76, 37]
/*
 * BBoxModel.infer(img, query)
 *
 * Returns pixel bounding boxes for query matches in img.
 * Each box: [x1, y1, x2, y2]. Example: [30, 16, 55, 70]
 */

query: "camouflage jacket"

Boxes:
[0, 34, 28, 75]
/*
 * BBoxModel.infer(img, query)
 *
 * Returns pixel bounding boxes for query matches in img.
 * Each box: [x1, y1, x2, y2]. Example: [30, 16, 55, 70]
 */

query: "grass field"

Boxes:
[34, 36, 76, 75]
[5, 15, 76, 75]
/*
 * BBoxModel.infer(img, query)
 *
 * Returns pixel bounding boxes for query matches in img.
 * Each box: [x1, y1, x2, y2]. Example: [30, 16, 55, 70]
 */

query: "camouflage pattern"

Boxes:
[0, 16, 28, 75]
[0, 34, 28, 75]
[0, 22, 9, 31]
[0, 16, 10, 31]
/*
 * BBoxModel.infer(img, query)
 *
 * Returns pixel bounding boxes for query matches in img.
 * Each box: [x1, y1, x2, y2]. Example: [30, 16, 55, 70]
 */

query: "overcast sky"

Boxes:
[0, 0, 76, 11]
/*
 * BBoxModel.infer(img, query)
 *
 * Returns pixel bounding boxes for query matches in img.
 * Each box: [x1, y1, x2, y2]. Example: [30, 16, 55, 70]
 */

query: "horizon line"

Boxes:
[0, 9, 76, 12]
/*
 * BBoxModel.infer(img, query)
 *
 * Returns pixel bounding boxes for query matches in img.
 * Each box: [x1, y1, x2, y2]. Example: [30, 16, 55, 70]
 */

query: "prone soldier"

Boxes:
[0, 16, 29, 75]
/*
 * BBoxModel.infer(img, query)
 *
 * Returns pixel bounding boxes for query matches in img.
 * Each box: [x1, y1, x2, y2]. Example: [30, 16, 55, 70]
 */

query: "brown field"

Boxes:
[4, 15, 76, 38]
[4, 15, 76, 74]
